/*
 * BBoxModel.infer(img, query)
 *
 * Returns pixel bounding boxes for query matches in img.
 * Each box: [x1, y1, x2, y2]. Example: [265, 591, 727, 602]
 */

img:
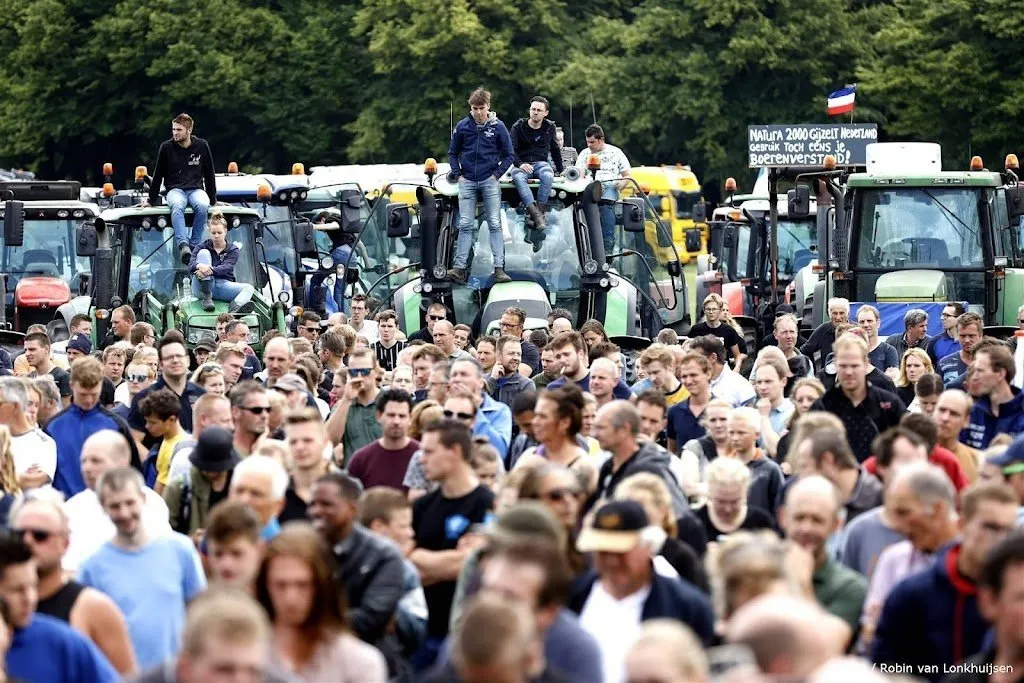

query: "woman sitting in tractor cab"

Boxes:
[189, 210, 255, 314]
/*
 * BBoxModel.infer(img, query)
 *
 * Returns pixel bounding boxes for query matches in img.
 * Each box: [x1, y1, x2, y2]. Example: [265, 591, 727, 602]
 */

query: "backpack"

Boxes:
[170, 440, 196, 533]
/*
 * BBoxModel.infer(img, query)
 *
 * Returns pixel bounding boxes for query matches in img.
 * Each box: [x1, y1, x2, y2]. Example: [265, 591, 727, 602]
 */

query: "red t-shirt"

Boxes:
[863, 445, 969, 491]
[346, 439, 420, 492]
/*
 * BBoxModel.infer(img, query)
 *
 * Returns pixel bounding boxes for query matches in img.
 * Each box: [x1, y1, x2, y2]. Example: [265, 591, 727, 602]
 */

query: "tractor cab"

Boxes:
[76, 204, 286, 353]
[795, 143, 1024, 338]
[344, 159, 687, 359]
[0, 180, 97, 335]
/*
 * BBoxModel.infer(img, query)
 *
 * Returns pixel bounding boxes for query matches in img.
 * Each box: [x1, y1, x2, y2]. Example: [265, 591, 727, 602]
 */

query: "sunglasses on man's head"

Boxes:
[443, 409, 475, 420]
[12, 527, 53, 543]
[348, 367, 373, 378]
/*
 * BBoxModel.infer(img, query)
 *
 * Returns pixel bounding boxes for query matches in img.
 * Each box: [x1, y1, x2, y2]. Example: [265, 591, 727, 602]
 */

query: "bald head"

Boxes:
[934, 390, 973, 443]
[82, 430, 131, 466]
[551, 318, 572, 335]
[727, 594, 842, 677]
[786, 474, 841, 513]
[264, 336, 291, 359]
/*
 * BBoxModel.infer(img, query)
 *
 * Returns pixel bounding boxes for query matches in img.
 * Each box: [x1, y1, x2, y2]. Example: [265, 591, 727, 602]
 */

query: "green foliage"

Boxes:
[0, 0, 1021, 187]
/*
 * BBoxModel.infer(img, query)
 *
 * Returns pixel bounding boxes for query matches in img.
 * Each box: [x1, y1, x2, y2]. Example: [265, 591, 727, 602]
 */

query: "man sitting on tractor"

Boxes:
[188, 210, 255, 314]
[509, 96, 563, 230]
[446, 87, 515, 285]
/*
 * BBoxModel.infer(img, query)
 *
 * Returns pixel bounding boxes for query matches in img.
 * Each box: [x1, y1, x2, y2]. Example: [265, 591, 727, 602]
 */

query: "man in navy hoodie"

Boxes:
[446, 87, 515, 285]
[966, 344, 1024, 449]
[509, 96, 564, 229]
[872, 482, 1020, 681]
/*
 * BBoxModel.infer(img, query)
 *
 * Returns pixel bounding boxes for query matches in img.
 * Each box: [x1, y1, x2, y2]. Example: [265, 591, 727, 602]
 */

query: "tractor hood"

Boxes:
[15, 277, 71, 308]
[875, 269, 948, 302]
[478, 281, 551, 336]
[176, 299, 262, 347]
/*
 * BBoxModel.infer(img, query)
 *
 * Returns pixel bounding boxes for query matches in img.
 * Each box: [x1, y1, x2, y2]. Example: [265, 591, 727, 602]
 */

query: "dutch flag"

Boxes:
[827, 86, 856, 116]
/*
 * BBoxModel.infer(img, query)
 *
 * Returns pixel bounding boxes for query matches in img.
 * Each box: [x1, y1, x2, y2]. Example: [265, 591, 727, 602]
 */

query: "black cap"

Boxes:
[189, 426, 241, 472]
[576, 500, 650, 553]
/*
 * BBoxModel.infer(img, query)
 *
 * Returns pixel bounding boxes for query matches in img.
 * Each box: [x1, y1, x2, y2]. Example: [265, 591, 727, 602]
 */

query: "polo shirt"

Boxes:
[709, 366, 756, 407]
[811, 384, 906, 462]
[340, 393, 383, 459]
[666, 399, 706, 451]
[127, 377, 206, 435]
[766, 398, 795, 435]
[813, 555, 868, 634]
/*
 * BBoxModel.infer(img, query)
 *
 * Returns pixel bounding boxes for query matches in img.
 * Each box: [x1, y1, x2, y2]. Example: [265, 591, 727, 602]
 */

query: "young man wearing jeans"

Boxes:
[446, 87, 515, 285]
[509, 96, 564, 229]
[143, 113, 218, 264]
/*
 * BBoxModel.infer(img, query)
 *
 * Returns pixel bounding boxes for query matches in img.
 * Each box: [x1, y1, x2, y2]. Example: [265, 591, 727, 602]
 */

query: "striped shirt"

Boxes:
[373, 340, 408, 372]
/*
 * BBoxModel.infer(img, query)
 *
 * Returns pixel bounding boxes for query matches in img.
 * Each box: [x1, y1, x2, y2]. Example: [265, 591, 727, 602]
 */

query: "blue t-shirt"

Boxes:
[667, 399, 706, 451]
[79, 534, 206, 669]
[7, 613, 119, 683]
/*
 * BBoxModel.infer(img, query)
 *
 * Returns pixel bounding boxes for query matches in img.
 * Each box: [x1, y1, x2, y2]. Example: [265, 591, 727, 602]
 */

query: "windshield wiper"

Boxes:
[136, 234, 174, 269]
[921, 189, 980, 241]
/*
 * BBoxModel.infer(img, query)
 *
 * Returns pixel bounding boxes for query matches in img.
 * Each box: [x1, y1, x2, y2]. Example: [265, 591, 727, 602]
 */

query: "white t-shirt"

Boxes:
[114, 382, 132, 407]
[10, 429, 57, 481]
[63, 487, 172, 573]
[710, 366, 757, 407]
[578, 580, 650, 683]
[575, 143, 631, 183]
[352, 319, 380, 345]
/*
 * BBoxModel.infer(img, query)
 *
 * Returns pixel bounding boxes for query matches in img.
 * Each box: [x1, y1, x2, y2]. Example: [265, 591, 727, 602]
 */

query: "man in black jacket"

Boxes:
[142, 113, 218, 264]
[510, 96, 564, 229]
[308, 472, 407, 676]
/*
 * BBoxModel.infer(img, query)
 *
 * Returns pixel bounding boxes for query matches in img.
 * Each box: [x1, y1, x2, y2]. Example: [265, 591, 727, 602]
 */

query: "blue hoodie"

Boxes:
[45, 404, 140, 498]
[448, 113, 514, 183]
[8, 613, 119, 683]
[965, 386, 1024, 449]
[871, 544, 988, 682]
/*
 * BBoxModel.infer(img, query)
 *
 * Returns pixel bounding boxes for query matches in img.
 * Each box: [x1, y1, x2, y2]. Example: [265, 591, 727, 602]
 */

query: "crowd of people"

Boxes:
[0, 254, 1022, 681]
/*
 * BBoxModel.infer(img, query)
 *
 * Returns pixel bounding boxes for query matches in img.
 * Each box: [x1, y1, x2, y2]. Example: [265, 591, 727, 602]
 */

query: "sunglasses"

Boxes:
[1018, 319, 1024, 325]
[302, 326, 320, 334]
[348, 367, 373, 378]
[542, 487, 577, 502]
[126, 374, 149, 382]
[239, 406, 270, 415]
[428, 315, 446, 322]
[443, 409, 475, 420]
[12, 527, 53, 543]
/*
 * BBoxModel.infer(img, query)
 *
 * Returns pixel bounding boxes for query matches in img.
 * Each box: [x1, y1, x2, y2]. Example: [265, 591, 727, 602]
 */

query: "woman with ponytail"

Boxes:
[188, 209, 256, 313]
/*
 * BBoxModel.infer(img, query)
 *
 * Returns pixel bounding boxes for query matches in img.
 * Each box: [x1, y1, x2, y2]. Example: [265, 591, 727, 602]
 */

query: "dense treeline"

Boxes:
[0, 0, 1019, 190]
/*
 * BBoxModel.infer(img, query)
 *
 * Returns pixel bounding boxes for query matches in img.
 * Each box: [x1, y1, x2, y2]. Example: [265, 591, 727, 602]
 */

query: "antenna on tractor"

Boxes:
[590, 93, 597, 124]
[569, 94, 574, 148]
[450, 102, 454, 135]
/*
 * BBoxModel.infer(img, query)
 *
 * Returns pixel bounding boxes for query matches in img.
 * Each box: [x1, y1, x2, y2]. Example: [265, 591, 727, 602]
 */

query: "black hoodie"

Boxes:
[510, 118, 564, 173]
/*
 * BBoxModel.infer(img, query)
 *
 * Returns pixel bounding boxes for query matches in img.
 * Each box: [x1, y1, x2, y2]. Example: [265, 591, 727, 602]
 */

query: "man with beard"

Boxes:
[547, 332, 631, 399]
[347, 389, 419, 492]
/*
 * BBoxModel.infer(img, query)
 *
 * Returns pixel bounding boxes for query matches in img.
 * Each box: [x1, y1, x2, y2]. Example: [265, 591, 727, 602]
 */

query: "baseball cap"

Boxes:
[273, 373, 308, 394]
[775, 304, 795, 317]
[576, 500, 650, 553]
[194, 339, 217, 353]
[989, 434, 1024, 475]
[67, 334, 92, 355]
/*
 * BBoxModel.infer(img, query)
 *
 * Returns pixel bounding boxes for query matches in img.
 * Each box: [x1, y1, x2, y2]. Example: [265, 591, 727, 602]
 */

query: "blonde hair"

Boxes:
[629, 620, 709, 680]
[615, 472, 677, 537]
[706, 531, 796, 620]
[729, 406, 760, 433]
[703, 293, 743, 335]
[707, 456, 751, 490]
[897, 348, 934, 388]
[208, 209, 227, 229]
[833, 333, 869, 361]
[0, 425, 22, 495]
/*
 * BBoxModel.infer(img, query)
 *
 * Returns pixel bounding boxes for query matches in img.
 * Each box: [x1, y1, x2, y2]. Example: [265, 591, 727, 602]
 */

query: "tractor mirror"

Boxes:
[666, 260, 681, 278]
[622, 198, 646, 233]
[3, 201, 24, 247]
[692, 201, 707, 223]
[77, 220, 99, 256]
[788, 186, 811, 218]
[1006, 186, 1024, 220]
[346, 267, 360, 284]
[292, 220, 317, 257]
[685, 229, 701, 253]
[723, 230, 736, 249]
[387, 203, 411, 238]
[77, 272, 91, 296]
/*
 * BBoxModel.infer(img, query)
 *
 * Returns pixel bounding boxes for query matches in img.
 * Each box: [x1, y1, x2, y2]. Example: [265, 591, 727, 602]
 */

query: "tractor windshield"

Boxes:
[252, 204, 296, 278]
[855, 188, 984, 269]
[775, 219, 817, 279]
[0, 219, 90, 289]
[450, 199, 583, 324]
[119, 224, 259, 305]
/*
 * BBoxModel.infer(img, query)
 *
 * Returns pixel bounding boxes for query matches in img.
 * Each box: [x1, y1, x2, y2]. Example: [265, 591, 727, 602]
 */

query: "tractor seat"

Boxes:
[22, 250, 60, 276]
[791, 249, 815, 272]
[907, 238, 950, 266]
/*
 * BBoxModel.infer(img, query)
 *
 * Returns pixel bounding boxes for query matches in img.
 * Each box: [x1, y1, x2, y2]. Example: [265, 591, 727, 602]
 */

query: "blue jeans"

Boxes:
[192, 249, 254, 307]
[454, 176, 503, 270]
[600, 182, 619, 255]
[166, 188, 210, 248]
[510, 161, 554, 206]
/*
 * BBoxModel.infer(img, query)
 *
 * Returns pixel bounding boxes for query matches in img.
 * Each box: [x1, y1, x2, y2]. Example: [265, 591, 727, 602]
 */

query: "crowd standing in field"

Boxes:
[0, 106, 1021, 683]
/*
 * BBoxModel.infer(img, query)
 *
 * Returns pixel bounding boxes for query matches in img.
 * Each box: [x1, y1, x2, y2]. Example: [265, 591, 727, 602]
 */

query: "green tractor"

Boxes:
[343, 160, 688, 359]
[792, 143, 1024, 338]
[74, 204, 287, 353]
